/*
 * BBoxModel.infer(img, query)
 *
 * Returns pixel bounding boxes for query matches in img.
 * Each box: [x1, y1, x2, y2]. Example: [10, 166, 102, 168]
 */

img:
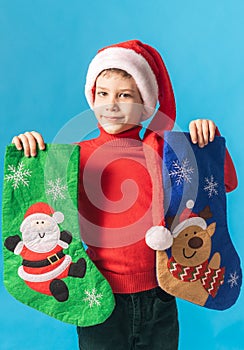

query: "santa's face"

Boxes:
[21, 214, 60, 253]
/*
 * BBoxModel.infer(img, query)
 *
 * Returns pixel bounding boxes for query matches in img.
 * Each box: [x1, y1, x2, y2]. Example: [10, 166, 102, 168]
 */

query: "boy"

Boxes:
[12, 40, 237, 350]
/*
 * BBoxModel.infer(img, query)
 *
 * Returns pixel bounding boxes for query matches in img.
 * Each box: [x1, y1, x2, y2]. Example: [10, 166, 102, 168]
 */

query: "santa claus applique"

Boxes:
[4, 202, 86, 302]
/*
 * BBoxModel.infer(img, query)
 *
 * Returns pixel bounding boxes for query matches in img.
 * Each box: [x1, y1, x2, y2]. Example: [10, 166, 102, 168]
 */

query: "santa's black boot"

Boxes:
[49, 279, 69, 302]
[68, 258, 86, 278]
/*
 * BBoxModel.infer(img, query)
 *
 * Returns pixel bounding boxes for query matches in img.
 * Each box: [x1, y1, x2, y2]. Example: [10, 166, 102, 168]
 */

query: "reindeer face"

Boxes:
[171, 223, 216, 267]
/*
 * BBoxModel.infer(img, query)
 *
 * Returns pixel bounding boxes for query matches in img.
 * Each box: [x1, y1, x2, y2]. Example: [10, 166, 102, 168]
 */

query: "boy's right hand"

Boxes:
[11, 131, 45, 157]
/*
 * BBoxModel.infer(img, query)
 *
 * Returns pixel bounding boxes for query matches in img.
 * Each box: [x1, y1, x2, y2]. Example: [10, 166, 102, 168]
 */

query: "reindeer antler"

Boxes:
[166, 215, 179, 231]
[199, 205, 213, 220]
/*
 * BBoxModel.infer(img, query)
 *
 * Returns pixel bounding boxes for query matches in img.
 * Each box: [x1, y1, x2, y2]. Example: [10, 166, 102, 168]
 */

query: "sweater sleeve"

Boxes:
[215, 127, 238, 193]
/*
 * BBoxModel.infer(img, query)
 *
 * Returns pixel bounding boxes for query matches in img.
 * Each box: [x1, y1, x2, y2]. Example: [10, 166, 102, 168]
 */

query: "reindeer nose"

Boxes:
[188, 236, 203, 249]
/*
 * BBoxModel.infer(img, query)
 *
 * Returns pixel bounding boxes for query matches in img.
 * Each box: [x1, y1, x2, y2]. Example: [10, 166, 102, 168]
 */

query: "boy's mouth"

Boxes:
[102, 115, 124, 122]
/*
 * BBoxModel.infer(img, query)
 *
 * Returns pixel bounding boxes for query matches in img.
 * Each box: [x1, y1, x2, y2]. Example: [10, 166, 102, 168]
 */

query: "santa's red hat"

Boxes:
[85, 39, 176, 124]
[20, 202, 64, 232]
[172, 200, 207, 237]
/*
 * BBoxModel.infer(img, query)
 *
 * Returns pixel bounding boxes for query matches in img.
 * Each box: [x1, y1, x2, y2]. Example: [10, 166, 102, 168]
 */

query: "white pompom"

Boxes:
[186, 199, 194, 209]
[53, 211, 64, 224]
[145, 226, 173, 251]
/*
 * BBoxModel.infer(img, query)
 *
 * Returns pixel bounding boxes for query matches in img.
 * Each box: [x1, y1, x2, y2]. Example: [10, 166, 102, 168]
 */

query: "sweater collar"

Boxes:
[95, 124, 143, 147]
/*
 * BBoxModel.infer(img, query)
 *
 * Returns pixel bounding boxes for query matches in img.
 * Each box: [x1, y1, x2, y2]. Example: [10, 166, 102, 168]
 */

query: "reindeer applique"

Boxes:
[148, 200, 226, 306]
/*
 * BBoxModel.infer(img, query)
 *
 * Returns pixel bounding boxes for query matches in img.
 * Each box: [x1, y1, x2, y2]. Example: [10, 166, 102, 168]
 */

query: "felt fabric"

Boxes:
[2, 144, 115, 326]
[167, 257, 225, 298]
[157, 131, 242, 310]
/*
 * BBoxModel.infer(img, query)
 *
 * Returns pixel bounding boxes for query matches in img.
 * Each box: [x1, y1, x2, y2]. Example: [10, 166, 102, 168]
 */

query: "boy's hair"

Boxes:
[97, 68, 132, 79]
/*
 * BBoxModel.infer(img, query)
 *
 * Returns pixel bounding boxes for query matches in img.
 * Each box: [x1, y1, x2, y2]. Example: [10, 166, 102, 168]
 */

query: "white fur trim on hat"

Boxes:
[20, 212, 64, 232]
[172, 217, 207, 238]
[145, 226, 173, 251]
[85, 47, 158, 119]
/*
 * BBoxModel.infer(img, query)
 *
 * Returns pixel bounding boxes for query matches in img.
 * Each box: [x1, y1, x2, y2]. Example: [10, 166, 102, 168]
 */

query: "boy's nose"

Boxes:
[106, 100, 120, 112]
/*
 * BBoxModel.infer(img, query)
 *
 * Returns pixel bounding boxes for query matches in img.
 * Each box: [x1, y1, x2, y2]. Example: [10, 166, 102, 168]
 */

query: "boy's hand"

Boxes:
[11, 131, 45, 157]
[189, 119, 216, 148]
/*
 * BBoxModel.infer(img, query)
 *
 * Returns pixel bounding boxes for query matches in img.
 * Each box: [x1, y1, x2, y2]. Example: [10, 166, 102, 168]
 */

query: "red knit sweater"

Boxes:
[77, 123, 237, 294]
[78, 126, 159, 293]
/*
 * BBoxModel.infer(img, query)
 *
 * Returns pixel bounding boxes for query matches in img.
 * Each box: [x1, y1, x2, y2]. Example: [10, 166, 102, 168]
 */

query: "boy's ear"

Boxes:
[141, 106, 149, 121]
[141, 108, 146, 121]
[141, 105, 156, 121]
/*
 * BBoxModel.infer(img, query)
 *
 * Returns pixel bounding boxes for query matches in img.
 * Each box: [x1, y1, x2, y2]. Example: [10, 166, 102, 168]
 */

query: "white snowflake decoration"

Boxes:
[204, 175, 218, 198]
[5, 162, 32, 189]
[227, 271, 239, 288]
[169, 158, 194, 185]
[83, 288, 103, 308]
[46, 178, 67, 201]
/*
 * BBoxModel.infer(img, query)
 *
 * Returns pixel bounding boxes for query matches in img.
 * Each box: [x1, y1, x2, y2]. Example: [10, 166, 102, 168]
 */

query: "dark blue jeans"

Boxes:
[77, 287, 179, 350]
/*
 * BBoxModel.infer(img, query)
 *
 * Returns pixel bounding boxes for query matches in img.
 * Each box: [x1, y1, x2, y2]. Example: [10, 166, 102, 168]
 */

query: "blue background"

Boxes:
[1, 1, 243, 349]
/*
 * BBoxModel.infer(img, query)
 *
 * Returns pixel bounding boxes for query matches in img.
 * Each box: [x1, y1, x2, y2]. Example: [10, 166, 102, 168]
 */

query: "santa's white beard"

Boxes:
[22, 225, 60, 253]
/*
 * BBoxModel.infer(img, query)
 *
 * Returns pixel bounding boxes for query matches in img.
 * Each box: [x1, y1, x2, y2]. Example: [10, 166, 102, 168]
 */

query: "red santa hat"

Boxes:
[172, 200, 207, 238]
[85, 39, 176, 124]
[20, 202, 64, 232]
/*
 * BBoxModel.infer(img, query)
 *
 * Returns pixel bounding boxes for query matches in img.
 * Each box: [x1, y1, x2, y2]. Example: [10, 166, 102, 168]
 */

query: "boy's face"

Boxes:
[93, 71, 145, 134]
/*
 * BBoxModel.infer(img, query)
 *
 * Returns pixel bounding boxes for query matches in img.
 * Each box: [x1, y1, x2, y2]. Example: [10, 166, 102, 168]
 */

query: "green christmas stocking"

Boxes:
[2, 144, 115, 326]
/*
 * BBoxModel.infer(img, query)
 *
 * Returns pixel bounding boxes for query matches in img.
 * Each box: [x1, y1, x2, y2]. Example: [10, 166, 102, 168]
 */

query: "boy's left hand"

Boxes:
[189, 119, 216, 148]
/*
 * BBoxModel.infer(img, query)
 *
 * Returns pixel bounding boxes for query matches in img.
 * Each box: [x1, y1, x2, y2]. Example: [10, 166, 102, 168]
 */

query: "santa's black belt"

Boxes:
[22, 251, 65, 268]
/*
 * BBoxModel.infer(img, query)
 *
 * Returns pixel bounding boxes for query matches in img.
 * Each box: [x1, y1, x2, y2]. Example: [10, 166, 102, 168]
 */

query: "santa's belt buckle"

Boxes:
[47, 254, 59, 264]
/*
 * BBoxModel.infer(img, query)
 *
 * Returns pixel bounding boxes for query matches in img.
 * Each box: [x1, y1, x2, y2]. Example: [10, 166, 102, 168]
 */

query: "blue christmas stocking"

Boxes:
[155, 131, 241, 310]
[2, 144, 115, 326]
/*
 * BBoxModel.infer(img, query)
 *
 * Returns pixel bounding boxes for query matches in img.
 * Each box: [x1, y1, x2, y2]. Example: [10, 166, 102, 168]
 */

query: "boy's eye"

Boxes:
[119, 93, 132, 98]
[97, 91, 107, 97]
